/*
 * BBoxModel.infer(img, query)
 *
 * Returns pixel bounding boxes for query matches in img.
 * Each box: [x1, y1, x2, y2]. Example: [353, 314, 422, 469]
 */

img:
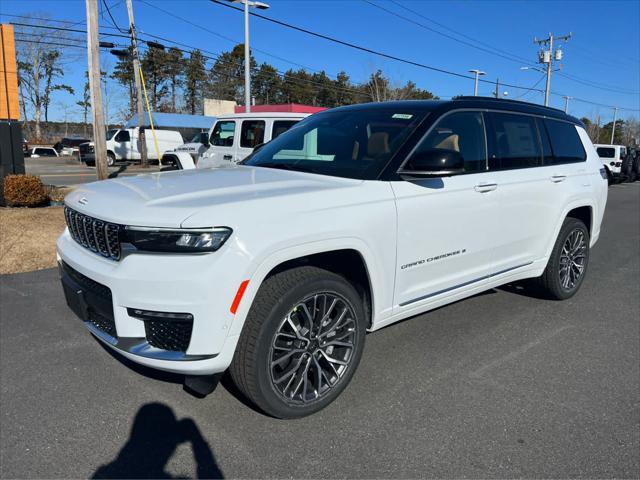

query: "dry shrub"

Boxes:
[3, 175, 49, 207]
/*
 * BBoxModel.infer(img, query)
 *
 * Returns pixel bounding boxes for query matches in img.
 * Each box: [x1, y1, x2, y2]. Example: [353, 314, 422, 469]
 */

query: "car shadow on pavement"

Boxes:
[498, 280, 552, 300]
[92, 402, 223, 479]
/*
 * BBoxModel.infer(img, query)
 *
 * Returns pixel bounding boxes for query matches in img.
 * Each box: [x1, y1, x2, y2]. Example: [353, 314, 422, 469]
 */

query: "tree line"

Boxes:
[112, 44, 437, 116]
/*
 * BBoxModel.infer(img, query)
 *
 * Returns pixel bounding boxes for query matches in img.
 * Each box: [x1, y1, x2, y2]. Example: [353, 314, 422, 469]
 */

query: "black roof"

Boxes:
[330, 97, 583, 126]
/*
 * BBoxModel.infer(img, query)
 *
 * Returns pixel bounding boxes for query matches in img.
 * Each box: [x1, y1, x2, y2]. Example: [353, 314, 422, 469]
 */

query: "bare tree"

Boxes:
[16, 18, 77, 141]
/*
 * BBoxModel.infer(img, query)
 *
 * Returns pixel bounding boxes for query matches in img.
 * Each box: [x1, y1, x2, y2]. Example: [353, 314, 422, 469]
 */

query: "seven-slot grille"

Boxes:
[64, 206, 122, 260]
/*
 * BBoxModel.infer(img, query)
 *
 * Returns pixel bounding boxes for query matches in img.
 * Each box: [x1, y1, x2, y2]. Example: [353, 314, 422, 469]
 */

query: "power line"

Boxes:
[102, 0, 128, 33]
[137, 0, 327, 76]
[210, 1, 640, 111]
[371, 0, 639, 96]
[363, 0, 532, 66]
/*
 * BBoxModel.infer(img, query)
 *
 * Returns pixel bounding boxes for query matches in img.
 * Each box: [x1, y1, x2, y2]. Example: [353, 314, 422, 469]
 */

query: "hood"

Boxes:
[65, 165, 361, 228]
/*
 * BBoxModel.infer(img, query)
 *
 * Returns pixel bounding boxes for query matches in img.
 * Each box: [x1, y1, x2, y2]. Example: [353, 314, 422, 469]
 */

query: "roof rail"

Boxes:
[452, 96, 567, 114]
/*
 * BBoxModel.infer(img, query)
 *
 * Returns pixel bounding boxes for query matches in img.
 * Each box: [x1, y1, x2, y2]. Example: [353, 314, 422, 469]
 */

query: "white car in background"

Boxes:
[165, 113, 308, 170]
[81, 128, 184, 166]
[58, 98, 607, 418]
[595, 144, 627, 183]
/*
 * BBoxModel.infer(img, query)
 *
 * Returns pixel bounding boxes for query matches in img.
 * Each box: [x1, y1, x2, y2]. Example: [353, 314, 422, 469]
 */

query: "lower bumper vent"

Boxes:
[127, 308, 193, 353]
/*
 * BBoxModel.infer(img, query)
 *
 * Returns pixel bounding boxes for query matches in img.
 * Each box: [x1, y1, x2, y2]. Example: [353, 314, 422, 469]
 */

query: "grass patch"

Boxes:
[0, 206, 66, 275]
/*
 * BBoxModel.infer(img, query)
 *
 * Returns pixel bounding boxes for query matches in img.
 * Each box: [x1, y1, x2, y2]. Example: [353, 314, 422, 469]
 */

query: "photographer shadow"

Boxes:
[92, 402, 223, 479]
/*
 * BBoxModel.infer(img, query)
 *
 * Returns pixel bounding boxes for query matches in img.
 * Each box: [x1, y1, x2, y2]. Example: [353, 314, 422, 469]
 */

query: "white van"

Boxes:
[169, 113, 309, 170]
[594, 144, 627, 182]
[81, 128, 184, 166]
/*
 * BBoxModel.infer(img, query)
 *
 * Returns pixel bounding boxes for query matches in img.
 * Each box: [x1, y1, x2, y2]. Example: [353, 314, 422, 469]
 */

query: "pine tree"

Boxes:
[184, 50, 207, 114]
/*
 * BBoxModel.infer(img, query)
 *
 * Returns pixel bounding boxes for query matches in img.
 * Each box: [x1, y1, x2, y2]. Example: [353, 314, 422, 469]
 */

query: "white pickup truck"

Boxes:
[59, 98, 607, 418]
[162, 112, 308, 169]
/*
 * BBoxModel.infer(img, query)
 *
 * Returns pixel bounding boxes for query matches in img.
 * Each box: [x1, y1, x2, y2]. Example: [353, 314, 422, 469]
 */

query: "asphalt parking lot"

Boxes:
[25, 156, 154, 186]
[1, 184, 638, 479]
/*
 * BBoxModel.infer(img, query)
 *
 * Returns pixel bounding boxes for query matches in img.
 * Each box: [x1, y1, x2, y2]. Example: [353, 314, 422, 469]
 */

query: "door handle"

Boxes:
[551, 174, 567, 183]
[223, 155, 233, 160]
[474, 182, 497, 193]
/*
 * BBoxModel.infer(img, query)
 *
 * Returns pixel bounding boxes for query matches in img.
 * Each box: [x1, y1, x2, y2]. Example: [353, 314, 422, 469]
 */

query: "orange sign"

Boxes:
[0, 24, 20, 120]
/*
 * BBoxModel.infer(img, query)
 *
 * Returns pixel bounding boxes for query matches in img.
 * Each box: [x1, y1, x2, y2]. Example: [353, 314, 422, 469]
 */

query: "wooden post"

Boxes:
[86, 0, 108, 180]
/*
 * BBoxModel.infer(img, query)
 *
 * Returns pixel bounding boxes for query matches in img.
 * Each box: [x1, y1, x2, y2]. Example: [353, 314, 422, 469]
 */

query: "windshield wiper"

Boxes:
[256, 162, 317, 174]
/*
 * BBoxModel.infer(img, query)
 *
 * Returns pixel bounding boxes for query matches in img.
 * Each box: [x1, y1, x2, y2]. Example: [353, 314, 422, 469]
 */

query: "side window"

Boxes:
[543, 119, 586, 164]
[272, 120, 299, 140]
[210, 121, 236, 147]
[536, 118, 554, 165]
[34, 148, 54, 156]
[488, 112, 542, 170]
[240, 120, 265, 148]
[597, 147, 615, 158]
[409, 111, 487, 173]
[115, 130, 130, 142]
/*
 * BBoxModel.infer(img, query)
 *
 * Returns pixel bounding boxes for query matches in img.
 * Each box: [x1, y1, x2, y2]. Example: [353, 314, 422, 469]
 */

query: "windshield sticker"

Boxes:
[392, 113, 413, 119]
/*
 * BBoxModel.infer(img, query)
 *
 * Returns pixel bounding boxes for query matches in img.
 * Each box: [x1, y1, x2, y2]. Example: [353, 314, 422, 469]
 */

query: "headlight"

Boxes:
[123, 226, 232, 253]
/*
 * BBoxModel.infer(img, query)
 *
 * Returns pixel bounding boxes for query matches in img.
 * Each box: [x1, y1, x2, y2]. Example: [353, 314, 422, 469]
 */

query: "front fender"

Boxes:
[162, 151, 196, 170]
[227, 237, 384, 339]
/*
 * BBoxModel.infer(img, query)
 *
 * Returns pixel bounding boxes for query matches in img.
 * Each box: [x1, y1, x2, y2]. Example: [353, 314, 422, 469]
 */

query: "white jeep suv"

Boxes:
[58, 98, 607, 418]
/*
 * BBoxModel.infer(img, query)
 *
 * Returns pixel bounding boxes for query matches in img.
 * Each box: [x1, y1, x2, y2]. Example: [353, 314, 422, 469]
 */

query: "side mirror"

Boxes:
[200, 132, 209, 146]
[399, 149, 464, 178]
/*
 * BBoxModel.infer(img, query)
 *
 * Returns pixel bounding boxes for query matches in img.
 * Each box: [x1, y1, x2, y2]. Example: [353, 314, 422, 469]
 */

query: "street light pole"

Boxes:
[468, 69, 485, 96]
[244, 0, 251, 113]
[563, 95, 571, 113]
[225, 0, 270, 113]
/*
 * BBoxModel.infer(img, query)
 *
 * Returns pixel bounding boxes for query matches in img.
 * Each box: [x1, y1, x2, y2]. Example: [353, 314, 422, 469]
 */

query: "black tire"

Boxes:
[107, 152, 116, 167]
[534, 217, 590, 300]
[230, 266, 366, 418]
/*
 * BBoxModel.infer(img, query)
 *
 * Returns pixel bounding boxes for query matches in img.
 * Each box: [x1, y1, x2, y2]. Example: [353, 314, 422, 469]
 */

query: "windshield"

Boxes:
[244, 108, 428, 179]
[106, 129, 118, 140]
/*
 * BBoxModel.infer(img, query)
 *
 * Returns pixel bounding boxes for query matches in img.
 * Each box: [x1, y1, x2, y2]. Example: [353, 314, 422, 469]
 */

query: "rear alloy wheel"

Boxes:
[107, 152, 116, 167]
[535, 217, 590, 300]
[230, 266, 366, 418]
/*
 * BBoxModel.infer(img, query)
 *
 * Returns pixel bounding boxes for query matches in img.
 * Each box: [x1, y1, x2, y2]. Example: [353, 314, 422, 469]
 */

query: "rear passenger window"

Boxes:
[596, 147, 615, 158]
[240, 120, 266, 149]
[412, 111, 487, 173]
[544, 119, 586, 164]
[488, 113, 541, 170]
[272, 120, 298, 140]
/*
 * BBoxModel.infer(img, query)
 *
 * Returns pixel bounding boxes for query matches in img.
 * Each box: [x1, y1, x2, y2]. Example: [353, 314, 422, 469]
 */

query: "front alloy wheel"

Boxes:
[230, 266, 366, 418]
[269, 293, 358, 404]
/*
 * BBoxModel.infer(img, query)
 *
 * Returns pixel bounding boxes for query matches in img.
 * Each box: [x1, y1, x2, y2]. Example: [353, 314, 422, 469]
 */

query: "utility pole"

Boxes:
[534, 32, 571, 106]
[563, 96, 571, 113]
[86, 0, 108, 180]
[125, 0, 148, 167]
[494, 78, 500, 98]
[610, 107, 619, 144]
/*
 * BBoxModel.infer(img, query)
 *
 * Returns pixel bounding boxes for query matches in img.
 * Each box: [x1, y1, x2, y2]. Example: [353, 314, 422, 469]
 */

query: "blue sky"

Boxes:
[2, 0, 639, 124]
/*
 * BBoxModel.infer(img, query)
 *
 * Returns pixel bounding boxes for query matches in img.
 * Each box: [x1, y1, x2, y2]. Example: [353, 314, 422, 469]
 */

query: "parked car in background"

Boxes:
[81, 127, 184, 166]
[29, 146, 59, 158]
[54, 137, 91, 156]
[169, 113, 308, 170]
[58, 97, 607, 418]
[595, 144, 627, 183]
[620, 147, 637, 182]
[161, 131, 211, 168]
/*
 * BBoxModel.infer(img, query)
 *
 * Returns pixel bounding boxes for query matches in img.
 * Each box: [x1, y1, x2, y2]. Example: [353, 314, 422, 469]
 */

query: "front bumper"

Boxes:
[57, 229, 244, 375]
